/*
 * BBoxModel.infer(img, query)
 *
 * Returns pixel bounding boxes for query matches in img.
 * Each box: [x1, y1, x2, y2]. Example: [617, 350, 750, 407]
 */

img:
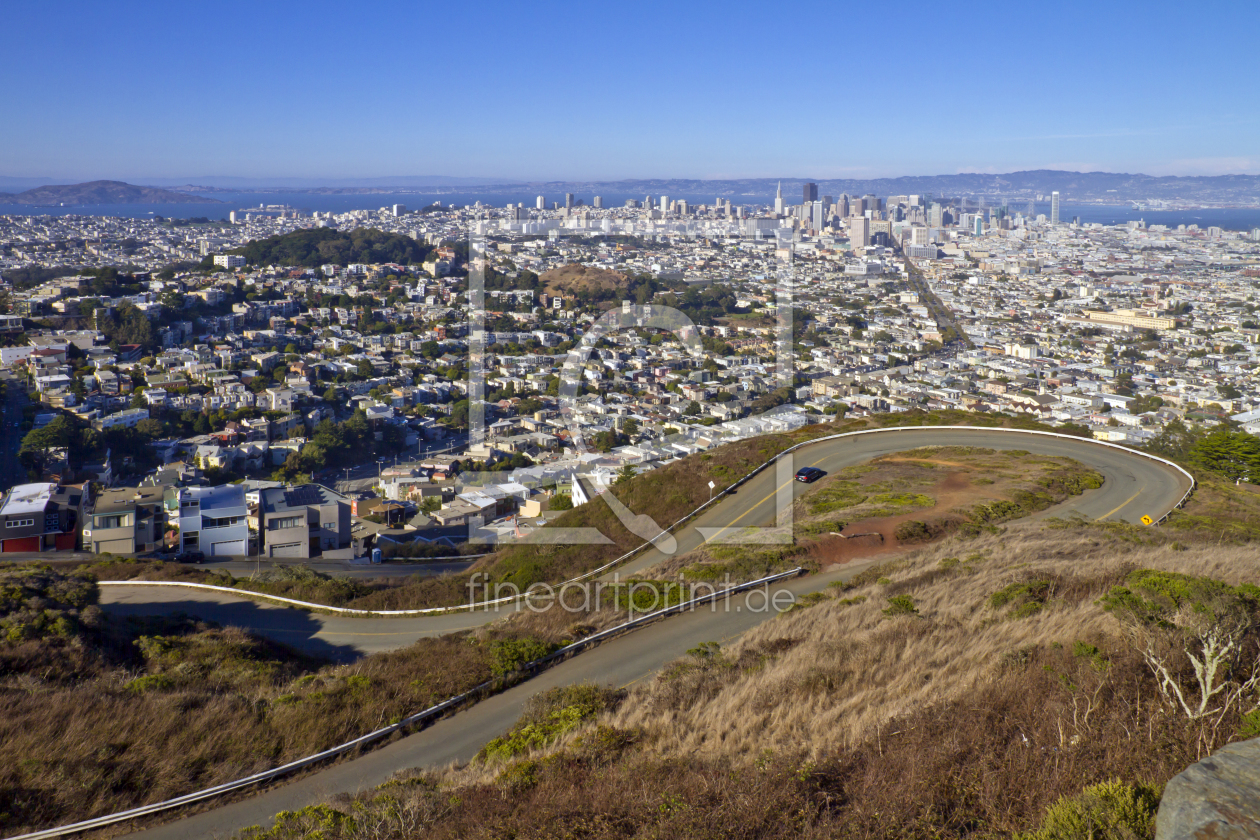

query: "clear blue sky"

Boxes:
[2, 0, 1257, 182]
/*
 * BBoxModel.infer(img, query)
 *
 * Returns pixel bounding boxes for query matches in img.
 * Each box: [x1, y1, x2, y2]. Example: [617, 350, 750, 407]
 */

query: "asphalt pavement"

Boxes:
[99, 427, 1190, 839]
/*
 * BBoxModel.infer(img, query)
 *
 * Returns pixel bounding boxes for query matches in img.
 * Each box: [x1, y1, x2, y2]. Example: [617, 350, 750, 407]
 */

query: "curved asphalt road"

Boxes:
[105, 428, 1189, 839]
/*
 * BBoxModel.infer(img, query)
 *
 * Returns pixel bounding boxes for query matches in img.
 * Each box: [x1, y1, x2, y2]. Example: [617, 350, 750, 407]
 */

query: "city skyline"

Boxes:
[1, 0, 1257, 181]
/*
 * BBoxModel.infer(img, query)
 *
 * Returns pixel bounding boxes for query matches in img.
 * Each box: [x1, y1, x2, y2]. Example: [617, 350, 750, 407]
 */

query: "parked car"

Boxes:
[175, 549, 205, 564]
[795, 466, 826, 483]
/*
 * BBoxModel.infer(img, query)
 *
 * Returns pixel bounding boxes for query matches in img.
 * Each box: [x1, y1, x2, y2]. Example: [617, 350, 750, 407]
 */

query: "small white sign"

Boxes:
[708, 480, 716, 489]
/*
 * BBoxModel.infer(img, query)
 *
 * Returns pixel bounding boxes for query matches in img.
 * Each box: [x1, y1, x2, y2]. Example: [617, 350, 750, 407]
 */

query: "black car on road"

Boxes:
[795, 467, 826, 483]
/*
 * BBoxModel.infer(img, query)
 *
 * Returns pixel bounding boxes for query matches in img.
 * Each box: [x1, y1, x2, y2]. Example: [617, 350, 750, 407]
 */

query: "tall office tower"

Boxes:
[593, 196, 603, 208]
[803, 182, 818, 203]
[677, 199, 689, 214]
[774, 181, 784, 215]
[928, 203, 943, 228]
[660, 195, 670, 212]
[536, 195, 545, 209]
[391, 204, 407, 216]
[837, 194, 849, 218]
[565, 193, 574, 210]
[852, 196, 868, 217]
[811, 200, 825, 230]
[864, 194, 880, 212]
[822, 194, 833, 208]
[974, 216, 984, 236]
[1050, 191, 1060, 225]
[849, 216, 871, 248]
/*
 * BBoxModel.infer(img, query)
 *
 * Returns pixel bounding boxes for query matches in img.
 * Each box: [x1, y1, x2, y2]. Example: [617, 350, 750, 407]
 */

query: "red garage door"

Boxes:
[3, 537, 41, 552]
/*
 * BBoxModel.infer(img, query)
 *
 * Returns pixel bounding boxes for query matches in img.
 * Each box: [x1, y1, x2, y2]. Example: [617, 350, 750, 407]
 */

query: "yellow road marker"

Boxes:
[1096, 487, 1142, 521]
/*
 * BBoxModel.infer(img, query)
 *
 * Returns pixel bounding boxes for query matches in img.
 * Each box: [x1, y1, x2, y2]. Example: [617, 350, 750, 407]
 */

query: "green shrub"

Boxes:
[1020, 779, 1159, 840]
[479, 684, 620, 763]
[1238, 708, 1260, 739]
[869, 492, 934, 509]
[807, 482, 868, 514]
[882, 595, 918, 618]
[989, 580, 1051, 617]
[125, 674, 175, 694]
[970, 499, 1025, 524]
[487, 637, 559, 676]
[893, 520, 934, 543]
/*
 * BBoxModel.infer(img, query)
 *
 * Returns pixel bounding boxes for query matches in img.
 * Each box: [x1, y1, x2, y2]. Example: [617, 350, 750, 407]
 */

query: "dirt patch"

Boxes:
[538, 263, 630, 297]
[804, 470, 975, 568]
[641, 447, 1105, 583]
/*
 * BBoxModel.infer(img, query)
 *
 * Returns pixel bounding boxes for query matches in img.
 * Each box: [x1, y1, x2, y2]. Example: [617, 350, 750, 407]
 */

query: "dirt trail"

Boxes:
[807, 470, 979, 569]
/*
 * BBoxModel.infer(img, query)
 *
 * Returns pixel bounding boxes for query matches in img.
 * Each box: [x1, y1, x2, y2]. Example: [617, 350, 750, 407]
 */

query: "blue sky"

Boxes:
[2, 0, 1258, 182]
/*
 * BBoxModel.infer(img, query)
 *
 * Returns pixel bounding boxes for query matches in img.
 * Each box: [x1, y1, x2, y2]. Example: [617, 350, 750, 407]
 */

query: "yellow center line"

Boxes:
[1096, 486, 1143, 521]
[702, 456, 828, 543]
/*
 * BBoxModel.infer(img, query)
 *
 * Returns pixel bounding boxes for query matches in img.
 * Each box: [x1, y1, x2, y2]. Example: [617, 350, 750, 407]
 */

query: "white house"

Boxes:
[176, 484, 249, 557]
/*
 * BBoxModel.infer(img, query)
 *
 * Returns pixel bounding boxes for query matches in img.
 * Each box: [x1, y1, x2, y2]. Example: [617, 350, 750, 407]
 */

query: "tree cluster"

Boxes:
[235, 228, 430, 267]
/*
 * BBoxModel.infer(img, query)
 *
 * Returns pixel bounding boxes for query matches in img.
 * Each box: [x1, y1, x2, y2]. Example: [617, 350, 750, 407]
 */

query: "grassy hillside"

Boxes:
[0, 564, 612, 834]
[239, 518, 1260, 840]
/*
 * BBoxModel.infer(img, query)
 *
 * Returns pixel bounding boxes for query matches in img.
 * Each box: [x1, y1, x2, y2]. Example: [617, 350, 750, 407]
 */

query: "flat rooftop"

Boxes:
[1, 483, 55, 516]
[94, 486, 165, 515]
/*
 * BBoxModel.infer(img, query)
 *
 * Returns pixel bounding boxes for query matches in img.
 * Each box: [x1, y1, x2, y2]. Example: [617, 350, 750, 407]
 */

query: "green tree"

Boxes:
[1189, 430, 1260, 482]
[683, 400, 701, 416]
[613, 464, 637, 485]
[136, 418, 165, 439]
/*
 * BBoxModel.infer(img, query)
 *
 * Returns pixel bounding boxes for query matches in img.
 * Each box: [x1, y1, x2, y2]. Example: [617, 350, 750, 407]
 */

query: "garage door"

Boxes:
[208, 540, 243, 557]
[269, 542, 305, 559]
[93, 539, 133, 555]
[3, 537, 40, 552]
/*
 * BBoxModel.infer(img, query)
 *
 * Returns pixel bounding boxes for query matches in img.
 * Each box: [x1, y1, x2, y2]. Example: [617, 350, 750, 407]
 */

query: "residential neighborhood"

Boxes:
[2, 193, 1260, 558]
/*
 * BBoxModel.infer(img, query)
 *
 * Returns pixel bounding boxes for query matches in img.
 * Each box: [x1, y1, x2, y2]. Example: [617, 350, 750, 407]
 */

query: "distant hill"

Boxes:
[0, 180, 222, 205]
[233, 227, 429, 267]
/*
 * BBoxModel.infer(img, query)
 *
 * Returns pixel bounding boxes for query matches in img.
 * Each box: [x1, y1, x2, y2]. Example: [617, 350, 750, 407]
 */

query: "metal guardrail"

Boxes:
[6, 568, 803, 840]
[98, 425, 1196, 617]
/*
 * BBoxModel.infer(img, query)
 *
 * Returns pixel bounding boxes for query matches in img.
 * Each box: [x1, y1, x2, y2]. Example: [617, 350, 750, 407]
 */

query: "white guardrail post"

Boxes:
[6, 568, 803, 840]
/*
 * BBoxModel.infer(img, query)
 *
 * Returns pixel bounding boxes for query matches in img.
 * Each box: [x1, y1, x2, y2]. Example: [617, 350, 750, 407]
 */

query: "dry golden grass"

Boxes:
[604, 521, 1260, 763]
[240, 517, 1247, 840]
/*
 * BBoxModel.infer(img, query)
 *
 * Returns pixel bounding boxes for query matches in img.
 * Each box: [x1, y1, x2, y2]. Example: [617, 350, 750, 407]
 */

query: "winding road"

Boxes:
[95, 427, 1190, 840]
